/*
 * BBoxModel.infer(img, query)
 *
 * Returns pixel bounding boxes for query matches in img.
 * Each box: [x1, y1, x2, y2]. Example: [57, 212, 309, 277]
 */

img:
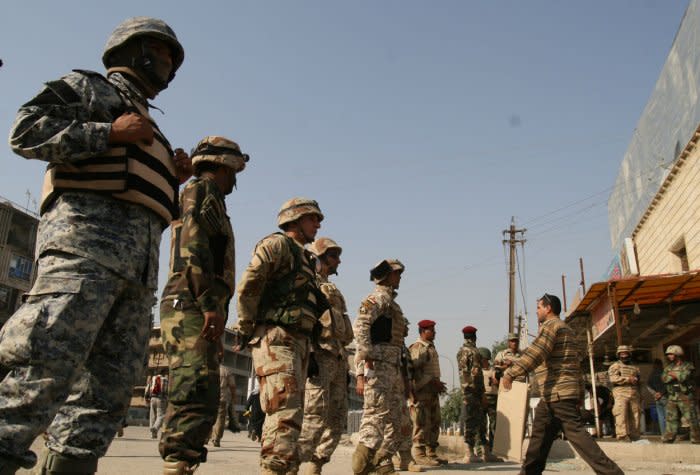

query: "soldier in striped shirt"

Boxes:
[502, 293, 622, 475]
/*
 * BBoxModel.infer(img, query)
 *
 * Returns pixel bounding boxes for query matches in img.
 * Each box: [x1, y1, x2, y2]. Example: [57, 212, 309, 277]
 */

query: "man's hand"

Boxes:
[109, 112, 153, 145]
[501, 373, 513, 391]
[654, 391, 662, 401]
[233, 334, 251, 352]
[471, 367, 480, 376]
[200, 311, 225, 341]
[173, 148, 193, 184]
[356, 375, 365, 396]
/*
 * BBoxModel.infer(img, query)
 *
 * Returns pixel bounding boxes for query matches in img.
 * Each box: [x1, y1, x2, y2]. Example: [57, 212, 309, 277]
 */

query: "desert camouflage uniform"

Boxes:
[608, 360, 642, 440]
[494, 347, 525, 382]
[298, 275, 354, 465]
[457, 340, 485, 450]
[236, 233, 323, 473]
[662, 361, 700, 443]
[0, 71, 171, 470]
[159, 177, 235, 464]
[211, 364, 238, 445]
[409, 339, 442, 455]
[355, 285, 407, 464]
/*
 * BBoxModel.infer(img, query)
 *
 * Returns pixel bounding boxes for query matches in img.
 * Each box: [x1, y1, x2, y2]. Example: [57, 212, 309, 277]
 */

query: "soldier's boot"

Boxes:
[461, 444, 481, 464]
[351, 444, 375, 475]
[481, 447, 503, 463]
[392, 450, 424, 472]
[260, 464, 294, 475]
[425, 447, 447, 465]
[162, 460, 195, 475]
[691, 427, 700, 444]
[35, 449, 98, 475]
[373, 452, 397, 475]
[303, 456, 327, 475]
[410, 447, 439, 467]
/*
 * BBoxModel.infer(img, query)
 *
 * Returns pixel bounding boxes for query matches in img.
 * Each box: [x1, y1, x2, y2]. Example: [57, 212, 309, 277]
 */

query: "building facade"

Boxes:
[0, 198, 38, 328]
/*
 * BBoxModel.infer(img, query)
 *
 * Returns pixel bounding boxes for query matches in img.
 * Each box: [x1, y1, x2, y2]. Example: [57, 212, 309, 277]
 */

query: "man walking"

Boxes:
[409, 320, 446, 466]
[235, 198, 327, 475]
[298, 237, 354, 474]
[145, 371, 169, 439]
[352, 259, 407, 475]
[647, 358, 667, 435]
[456, 325, 486, 463]
[1, 17, 189, 475]
[608, 345, 642, 441]
[159, 136, 248, 474]
[502, 293, 623, 475]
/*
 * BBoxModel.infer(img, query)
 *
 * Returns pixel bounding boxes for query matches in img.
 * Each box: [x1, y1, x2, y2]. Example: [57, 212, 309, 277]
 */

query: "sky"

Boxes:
[0, 1, 690, 389]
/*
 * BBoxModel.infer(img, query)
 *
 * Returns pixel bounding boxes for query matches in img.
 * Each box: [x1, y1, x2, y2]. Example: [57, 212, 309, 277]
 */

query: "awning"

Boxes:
[566, 271, 700, 352]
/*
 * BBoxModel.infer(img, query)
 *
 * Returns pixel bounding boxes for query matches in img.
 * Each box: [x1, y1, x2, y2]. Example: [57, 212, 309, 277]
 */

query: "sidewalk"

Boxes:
[16, 427, 700, 474]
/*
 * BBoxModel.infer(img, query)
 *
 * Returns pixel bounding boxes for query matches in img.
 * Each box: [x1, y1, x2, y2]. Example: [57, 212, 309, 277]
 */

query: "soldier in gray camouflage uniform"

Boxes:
[0, 17, 189, 475]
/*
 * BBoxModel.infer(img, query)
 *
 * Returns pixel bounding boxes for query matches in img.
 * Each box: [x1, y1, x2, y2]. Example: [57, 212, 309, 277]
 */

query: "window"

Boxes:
[8, 254, 33, 281]
[6, 212, 36, 253]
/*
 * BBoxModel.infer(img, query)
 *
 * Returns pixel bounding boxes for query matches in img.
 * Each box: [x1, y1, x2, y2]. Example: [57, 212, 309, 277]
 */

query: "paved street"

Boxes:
[16, 426, 700, 474]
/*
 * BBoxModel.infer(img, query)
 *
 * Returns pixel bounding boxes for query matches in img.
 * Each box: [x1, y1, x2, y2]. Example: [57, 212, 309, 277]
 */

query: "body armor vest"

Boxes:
[258, 233, 326, 334]
[40, 71, 178, 226]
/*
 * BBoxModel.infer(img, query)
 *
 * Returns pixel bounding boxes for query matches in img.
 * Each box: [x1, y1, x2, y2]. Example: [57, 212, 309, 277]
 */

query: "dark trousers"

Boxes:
[521, 399, 623, 475]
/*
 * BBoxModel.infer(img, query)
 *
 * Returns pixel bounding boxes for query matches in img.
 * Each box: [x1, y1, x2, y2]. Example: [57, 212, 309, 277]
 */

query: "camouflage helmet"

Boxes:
[370, 259, 405, 282]
[102, 17, 185, 77]
[478, 347, 491, 360]
[191, 136, 249, 172]
[308, 237, 341, 258]
[616, 345, 633, 355]
[277, 197, 323, 229]
[665, 345, 684, 356]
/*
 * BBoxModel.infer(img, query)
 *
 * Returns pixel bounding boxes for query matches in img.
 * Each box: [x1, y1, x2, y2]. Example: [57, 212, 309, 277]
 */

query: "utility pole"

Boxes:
[503, 217, 526, 333]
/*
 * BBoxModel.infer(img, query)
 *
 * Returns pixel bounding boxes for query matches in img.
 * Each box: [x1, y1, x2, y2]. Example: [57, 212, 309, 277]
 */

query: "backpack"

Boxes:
[151, 376, 162, 396]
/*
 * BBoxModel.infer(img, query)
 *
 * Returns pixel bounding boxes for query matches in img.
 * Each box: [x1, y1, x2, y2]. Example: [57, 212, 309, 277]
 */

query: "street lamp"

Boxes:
[438, 353, 456, 391]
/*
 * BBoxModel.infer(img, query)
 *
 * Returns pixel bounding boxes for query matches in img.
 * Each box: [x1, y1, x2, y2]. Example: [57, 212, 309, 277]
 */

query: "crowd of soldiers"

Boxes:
[0, 14, 697, 475]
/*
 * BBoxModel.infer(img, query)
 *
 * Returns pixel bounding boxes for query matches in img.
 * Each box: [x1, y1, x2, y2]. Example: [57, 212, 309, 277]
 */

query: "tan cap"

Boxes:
[191, 136, 249, 172]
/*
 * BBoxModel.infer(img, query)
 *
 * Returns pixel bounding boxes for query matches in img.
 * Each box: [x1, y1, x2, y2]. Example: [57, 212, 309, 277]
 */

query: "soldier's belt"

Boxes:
[264, 319, 313, 337]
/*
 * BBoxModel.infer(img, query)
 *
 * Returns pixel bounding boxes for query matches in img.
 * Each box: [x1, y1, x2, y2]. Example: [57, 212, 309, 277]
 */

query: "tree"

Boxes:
[440, 388, 462, 427]
[491, 335, 509, 358]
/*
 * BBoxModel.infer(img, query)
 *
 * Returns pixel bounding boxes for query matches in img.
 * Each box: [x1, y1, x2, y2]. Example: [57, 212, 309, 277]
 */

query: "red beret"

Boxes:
[462, 325, 477, 334]
[418, 319, 436, 329]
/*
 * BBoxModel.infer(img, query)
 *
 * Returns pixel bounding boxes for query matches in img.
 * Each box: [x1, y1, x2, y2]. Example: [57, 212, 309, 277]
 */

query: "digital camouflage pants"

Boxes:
[159, 299, 220, 464]
[0, 252, 154, 468]
[298, 349, 348, 463]
[358, 359, 402, 455]
[253, 325, 309, 472]
[411, 395, 441, 451]
[663, 394, 700, 443]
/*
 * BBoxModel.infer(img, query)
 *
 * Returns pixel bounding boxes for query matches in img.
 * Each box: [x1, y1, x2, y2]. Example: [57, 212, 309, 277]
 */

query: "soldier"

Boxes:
[298, 237, 354, 475]
[456, 325, 486, 463]
[158, 136, 248, 474]
[661, 345, 700, 444]
[501, 293, 622, 475]
[0, 17, 189, 475]
[211, 361, 238, 447]
[494, 333, 523, 380]
[352, 259, 407, 475]
[409, 320, 446, 466]
[608, 345, 642, 441]
[475, 347, 502, 463]
[235, 198, 327, 475]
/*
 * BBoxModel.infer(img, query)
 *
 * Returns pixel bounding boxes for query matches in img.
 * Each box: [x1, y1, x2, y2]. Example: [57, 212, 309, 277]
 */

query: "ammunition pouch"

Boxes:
[370, 315, 392, 344]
